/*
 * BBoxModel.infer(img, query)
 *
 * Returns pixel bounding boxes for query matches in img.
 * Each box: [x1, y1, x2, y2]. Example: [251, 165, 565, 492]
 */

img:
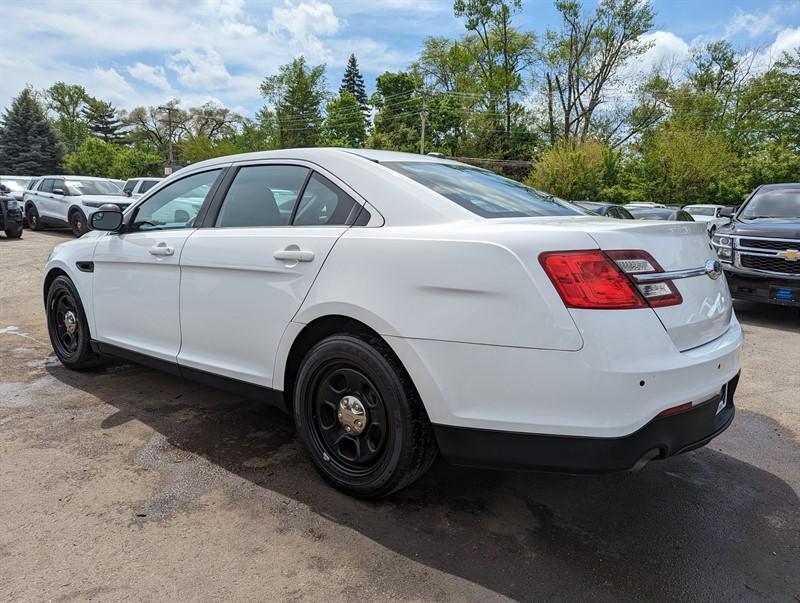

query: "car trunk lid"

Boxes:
[582, 220, 731, 351]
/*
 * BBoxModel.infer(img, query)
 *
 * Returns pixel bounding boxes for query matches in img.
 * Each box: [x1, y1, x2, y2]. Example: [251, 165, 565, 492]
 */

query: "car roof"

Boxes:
[684, 204, 722, 208]
[181, 147, 458, 173]
[38, 175, 114, 180]
[758, 183, 800, 190]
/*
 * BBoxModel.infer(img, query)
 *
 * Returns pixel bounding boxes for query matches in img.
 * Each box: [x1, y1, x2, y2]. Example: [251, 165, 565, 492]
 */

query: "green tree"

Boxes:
[260, 56, 328, 148]
[321, 92, 367, 147]
[82, 98, 123, 143]
[111, 147, 163, 179]
[638, 128, 737, 204]
[454, 0, 535, 154]
[340, 54, 369, 116]
[370, 71, 423, 151]
[46, 82, 90, 153]
[63, 138, 119, 177]
[527, 139, 620, 200]
[0, 88, 62, 174]
[178, 136, 240, 163]
[541, 0, 654, 144]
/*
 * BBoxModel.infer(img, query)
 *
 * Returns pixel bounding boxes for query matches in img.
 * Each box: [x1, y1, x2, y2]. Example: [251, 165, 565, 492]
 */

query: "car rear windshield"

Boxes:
[686, 206, 714, 216]
[65, 179, 123, 196]
[740, 188, 800, 219]
[382, 161, 582, 218]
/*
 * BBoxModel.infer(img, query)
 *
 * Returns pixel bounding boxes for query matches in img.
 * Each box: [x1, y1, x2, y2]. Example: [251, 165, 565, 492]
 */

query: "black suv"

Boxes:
[712, 183, 800, 306]
[0, 184, 24, 239]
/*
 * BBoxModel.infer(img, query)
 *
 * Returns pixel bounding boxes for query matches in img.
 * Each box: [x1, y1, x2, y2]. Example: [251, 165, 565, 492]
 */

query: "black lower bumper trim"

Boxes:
[725, 269, 800, 307]
[433, 374, 739, 473]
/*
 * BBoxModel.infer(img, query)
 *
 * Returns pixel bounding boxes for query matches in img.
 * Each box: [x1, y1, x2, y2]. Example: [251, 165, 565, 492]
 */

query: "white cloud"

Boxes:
[618, 31, 691, 85]
[268, 1, 342, 60]
[128, 63, 173, 92]
[725, 9, 777, 38]
[168, 48, 232, 89]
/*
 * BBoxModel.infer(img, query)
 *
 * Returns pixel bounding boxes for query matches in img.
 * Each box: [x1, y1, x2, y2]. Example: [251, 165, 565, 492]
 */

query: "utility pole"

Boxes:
[420, 93, 426, 155]
[158, 105, 179, 175]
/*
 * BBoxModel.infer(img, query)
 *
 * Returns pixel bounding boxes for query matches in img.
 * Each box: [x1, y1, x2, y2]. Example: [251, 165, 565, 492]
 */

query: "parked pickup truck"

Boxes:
[712, 183, 800, 306]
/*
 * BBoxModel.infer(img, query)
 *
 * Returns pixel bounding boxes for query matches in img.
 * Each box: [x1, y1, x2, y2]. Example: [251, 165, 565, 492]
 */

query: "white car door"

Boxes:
[177, 163, 364, 386]
[92, 168, 225, 361]
[34, 177, 56, 218]
[49, 177, 70, 222]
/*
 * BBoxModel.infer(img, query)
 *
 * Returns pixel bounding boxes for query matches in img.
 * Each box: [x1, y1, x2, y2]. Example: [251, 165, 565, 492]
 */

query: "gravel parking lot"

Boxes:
[1, 230, 798, 602]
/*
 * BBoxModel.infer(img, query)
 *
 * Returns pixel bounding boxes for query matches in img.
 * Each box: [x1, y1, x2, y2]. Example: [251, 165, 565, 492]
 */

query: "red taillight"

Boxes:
[539, 250, 647, 309]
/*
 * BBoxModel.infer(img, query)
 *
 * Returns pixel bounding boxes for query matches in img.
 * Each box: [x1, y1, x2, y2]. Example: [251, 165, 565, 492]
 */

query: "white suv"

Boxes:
[682, 204, 731, 235]
[24, 175, 130, 237]
[122, 177, 162, 199]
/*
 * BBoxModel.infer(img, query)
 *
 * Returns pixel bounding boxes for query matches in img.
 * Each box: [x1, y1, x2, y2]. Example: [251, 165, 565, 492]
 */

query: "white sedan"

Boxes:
[42, 149, 742, 497]
[682, 204, 732, 235]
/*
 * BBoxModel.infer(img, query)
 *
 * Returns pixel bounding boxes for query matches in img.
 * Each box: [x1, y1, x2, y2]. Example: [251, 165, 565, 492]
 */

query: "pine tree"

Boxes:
[0, 88, 62, 174]
[340, 54, 369, 116]
[82, 98, 124, 143]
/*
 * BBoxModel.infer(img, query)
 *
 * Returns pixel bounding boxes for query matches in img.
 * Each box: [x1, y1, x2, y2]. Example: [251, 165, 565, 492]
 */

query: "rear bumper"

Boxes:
[725, 265, 800, 306]
[434, 374, 738, 473]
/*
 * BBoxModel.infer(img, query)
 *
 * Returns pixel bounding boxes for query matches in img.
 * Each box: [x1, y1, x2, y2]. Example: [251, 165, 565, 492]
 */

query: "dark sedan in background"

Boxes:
[573, 201, 634, 219]
[626, 207, 695, 222]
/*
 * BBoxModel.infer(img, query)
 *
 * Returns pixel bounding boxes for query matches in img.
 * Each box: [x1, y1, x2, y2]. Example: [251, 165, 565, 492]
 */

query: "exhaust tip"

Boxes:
[630, 448, 660, 473]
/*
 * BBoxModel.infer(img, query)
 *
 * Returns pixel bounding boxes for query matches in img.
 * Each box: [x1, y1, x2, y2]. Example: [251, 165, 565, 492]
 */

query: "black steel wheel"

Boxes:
[294, 332, 437, 498]
[26, 205, 42, 231]
[45, 275, 102, 369]
[69, 210, 88, 237]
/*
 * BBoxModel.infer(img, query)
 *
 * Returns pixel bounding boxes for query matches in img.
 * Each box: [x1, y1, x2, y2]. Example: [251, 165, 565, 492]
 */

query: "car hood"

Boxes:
[720, 220, 800, 239]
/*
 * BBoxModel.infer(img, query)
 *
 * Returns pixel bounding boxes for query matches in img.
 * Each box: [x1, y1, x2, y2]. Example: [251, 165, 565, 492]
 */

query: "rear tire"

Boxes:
[45, 275, 103, 369]
[26, 205, 42, 231]
[69, 210, 89, 237]
[294, 333, 437, 498]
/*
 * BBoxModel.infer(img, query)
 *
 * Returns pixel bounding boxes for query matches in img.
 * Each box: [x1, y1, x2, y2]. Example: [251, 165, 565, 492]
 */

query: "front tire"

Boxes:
[26, 205, 42, 231]
[294, 333, 437, 498]
[45, 275, 103, 369]
[4, 225, 22, 239]
[69, 210, 89, 237]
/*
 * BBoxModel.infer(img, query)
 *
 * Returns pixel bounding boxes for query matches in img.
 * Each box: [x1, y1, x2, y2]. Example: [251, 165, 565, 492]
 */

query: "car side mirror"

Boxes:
[719, 207, 735, 218]
[52, 187, 65, 196]
[0, 184, 9, 193]
[125, 190, 132, 197]
[91, 207, 123, 231]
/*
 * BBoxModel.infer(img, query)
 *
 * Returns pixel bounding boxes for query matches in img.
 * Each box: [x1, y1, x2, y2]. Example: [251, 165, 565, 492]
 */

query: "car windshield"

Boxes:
[686, 206, 714, 216]
[383, 161, 582, 218]
[740, 188, 800, 219]
[1, 177, 30, 192]
[65, 179, 123, 196]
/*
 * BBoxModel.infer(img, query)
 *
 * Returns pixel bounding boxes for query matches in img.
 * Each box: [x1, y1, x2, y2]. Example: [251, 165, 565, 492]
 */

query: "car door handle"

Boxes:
[149, 243, 174, 257]
[273, 248, 314, 262]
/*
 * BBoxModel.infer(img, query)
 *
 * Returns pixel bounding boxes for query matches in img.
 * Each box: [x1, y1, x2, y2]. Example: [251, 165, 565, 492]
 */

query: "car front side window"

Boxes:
[130, 169, 221, 232]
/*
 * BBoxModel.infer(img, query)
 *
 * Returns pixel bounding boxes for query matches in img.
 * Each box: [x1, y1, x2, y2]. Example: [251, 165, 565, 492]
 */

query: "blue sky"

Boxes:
[3, 0, 800, 117]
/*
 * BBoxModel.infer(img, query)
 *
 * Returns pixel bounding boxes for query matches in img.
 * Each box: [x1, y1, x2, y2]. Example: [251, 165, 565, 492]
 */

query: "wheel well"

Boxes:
[43, 268, 69, 306]
[282, 315, 400, 413]
[68, 206, 85, 219]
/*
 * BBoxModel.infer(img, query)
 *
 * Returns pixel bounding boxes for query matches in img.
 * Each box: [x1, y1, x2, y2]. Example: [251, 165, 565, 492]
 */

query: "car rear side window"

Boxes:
[293, 173, 360, 226]
[216, 165, 309, 228]
[39, 179, 54, 193]
[382, 161, 582, 218]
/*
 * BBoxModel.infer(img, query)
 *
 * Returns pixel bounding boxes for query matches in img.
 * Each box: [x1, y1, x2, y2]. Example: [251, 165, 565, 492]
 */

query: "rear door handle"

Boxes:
[273, 248, 314, 262]
[149, 243, 174, 257]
